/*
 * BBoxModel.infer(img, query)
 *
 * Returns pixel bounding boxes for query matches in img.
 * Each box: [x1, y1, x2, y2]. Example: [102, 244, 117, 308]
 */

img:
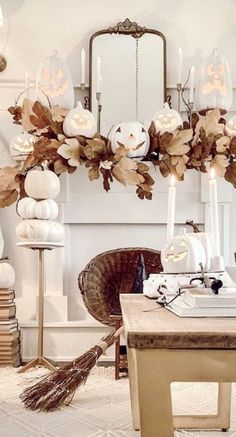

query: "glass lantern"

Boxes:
[196, 48, 232, 114]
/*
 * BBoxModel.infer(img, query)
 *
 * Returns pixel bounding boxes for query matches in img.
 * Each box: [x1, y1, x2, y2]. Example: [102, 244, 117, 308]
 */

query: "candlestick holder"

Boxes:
[177, 83, 182, 113]
[210, 255, 225, 272]
[80, 83, 86, 91]
[96, 91, 102, 134]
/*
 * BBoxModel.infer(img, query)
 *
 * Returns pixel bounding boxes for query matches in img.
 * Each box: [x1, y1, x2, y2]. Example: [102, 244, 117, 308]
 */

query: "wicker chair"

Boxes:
[78, 247, 162, 378]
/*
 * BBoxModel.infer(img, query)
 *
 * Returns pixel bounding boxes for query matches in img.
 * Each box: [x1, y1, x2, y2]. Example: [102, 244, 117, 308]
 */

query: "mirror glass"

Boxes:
[90, 20, 166, 137]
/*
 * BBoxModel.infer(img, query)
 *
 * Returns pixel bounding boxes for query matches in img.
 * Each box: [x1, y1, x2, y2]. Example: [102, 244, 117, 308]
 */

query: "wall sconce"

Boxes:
[196, 48, 232, 114]
[0, 4, 6, 72]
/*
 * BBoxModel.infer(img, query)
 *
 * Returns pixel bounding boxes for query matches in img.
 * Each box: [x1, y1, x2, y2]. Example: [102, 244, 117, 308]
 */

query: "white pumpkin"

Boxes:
[153, 103, 183, 134]
[225, 116, 236, 137]
[109, 121, 150, 158]
[36, 50, 74, 109]
[0, 262, 15, 289]
[17, 197, 59, 220]
[24, 169, 60, 200]
[9, 133, 36, 161]
[63, 101, 96, 138]
[188, 232, 212, 272]
[16, 219, 64, 243]
[161, 231, 206, 274]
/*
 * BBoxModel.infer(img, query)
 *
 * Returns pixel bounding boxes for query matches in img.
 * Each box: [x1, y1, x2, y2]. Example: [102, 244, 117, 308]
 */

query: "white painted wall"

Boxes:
[0, 1, 235, 359]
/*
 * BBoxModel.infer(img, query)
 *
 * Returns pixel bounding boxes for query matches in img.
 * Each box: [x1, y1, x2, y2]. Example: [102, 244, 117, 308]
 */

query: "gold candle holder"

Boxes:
[177, 83, 182, 113]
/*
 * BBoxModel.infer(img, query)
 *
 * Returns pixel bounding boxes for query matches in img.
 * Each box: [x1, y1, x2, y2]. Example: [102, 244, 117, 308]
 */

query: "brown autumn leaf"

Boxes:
[0, 189, 18, 207]
[229, 137, 236, 155]
[84, 139, 106, 160]
[171, 155, 189, 177]
[195, 109, 224, 139]
[159, 154, 172, 178]
[211, 155, 229, 177]
[21, 99, 36, 132]
[51, 106, 68, 122]
[165, 129, 192, 156]
[0, 167, 19, 191]
[30, 100, 52, 129]
[225, 162, 236, 188]
[89, 166, 100, 181]
[136, 185, 152, 200]
[8, 105, 22, 124]
[100, 167, 113, 192]
[114, 144, 128, 161]
[112, 156, 145, 186]
[54, 159, 68, 175]
[57, 138, 81, 167]
[216, 136, 230, 153]
[137, 162, 150, 174]
[159, 132, 173, 154]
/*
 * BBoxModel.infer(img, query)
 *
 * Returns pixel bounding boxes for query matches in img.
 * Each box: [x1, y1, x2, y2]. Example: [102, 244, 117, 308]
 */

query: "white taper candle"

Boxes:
[189, 65, 195, 102]
[177, 48, 183, 84]
[166, 175, 176, 242]
[81, 48, 85, 85]
[209, 168, 220, 257]
[97, 56, 101, 92]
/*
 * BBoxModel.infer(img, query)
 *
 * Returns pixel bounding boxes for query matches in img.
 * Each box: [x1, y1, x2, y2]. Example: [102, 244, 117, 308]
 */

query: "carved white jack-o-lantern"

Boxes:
[63, 101, 96, 138]
[197, 48, 232, 113]
[161, 231, 206, 274]
[153, 103, 183, 134]
[37, 50, 74, 109]
[225, 116, 236, 137]
[109, 121, 150, 158]
[9, 133, 36, 161]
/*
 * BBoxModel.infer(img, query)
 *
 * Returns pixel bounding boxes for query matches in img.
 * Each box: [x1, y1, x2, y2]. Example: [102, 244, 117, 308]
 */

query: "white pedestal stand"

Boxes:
[17, 242, 64, 373]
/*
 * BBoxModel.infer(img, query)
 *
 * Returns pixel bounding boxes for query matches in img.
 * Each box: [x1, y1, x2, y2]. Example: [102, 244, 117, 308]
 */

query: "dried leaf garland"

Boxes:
[112, 156, 145, 186]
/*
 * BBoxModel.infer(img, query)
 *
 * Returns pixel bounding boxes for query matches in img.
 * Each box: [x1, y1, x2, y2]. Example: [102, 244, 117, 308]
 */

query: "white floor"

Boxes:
[0, 366, 236, 437]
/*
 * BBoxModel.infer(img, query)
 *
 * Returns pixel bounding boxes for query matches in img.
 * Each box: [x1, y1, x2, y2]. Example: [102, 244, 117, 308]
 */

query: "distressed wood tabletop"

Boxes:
[120, 294, 236, 349]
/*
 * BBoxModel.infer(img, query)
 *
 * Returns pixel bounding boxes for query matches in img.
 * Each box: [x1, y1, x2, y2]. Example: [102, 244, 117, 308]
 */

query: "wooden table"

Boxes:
[120, 294, 236, 437]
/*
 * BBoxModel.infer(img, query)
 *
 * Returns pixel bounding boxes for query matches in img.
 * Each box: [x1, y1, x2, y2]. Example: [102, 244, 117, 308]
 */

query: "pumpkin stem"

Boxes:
[185, 220, 201, 233]
[0, 256, 9, 262]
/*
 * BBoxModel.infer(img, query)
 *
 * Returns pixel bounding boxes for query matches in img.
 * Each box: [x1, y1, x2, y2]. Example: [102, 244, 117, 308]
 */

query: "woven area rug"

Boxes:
[1, 367, 236, 437]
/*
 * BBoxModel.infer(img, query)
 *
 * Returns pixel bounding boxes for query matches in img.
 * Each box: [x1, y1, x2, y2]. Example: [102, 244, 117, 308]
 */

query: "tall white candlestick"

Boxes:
[97, 56, 101, 93]
[81, 48, 85, 85]
[189, 65, 195, 102]
[177, 48, 183, 84]
[25, 71, 30, 99]
[209, 168, 220, 257]
[166, 175, 176, 242]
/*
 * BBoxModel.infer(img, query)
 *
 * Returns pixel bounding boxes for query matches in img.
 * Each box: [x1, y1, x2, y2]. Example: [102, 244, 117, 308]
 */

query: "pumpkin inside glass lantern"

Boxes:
[36, 50, 74, 109]
[196, 48, 232, 115]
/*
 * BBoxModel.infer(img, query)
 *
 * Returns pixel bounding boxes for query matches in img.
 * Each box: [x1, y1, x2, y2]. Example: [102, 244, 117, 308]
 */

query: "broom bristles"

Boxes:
[20, 327, 122, 412]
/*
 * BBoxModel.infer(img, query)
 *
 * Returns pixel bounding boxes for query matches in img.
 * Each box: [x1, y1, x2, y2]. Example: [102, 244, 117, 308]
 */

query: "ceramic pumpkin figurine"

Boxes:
[24, 168, 60, 200]
[161, 230, 206, 274]
[109, 121, 150, 158]
[37, 50, 74, 109]
[153, 103, 183, 134]
[9, 133, 36, 161]
[63, 101, 96, 138]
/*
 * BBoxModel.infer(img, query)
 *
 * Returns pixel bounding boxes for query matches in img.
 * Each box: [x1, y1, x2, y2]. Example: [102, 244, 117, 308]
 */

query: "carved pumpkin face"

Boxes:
[9, 133, 36, 161]
[153, 103, 183, 134]
[63, 102, 97, 138]
[197, 49, 232, 113]
[161, 234, 206, 274]
[109, 121, 150, 158]
[37, 51, 74, 109]
[225, 116, 236, 137]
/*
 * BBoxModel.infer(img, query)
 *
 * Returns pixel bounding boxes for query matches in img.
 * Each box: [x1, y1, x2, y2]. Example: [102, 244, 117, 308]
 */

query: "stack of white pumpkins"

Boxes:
[161, 228, 213, 274]
[16, 168, 64, 244]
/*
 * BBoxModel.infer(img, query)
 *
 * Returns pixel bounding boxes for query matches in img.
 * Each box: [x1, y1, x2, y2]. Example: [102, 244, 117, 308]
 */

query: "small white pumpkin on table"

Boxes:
[108, 121, 150, 158]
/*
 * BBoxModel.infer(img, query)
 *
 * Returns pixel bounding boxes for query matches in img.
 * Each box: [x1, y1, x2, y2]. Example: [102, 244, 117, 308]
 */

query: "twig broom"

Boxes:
[20, 326, 123, 412]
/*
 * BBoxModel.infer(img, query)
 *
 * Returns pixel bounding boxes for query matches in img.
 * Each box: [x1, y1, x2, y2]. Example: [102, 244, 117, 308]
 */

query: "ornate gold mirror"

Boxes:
[89, 18, 167, 136]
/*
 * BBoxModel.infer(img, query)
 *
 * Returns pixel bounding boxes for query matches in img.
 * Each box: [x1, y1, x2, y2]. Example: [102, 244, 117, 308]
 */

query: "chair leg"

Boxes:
[115, 318, 121, 380]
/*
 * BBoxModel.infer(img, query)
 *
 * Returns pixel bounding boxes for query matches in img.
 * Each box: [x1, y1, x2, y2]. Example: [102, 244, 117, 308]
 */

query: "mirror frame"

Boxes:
[89, 18, 167, 112]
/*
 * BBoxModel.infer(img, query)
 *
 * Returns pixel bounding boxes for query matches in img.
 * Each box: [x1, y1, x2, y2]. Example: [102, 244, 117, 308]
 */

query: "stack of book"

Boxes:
[0, 289, 21, 366]
[166, 287, 236, 318]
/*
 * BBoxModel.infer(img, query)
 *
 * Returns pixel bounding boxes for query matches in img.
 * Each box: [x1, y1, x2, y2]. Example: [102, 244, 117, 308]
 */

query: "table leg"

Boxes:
[136, 349, 174, 437]
[127, 346, 140, 430]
